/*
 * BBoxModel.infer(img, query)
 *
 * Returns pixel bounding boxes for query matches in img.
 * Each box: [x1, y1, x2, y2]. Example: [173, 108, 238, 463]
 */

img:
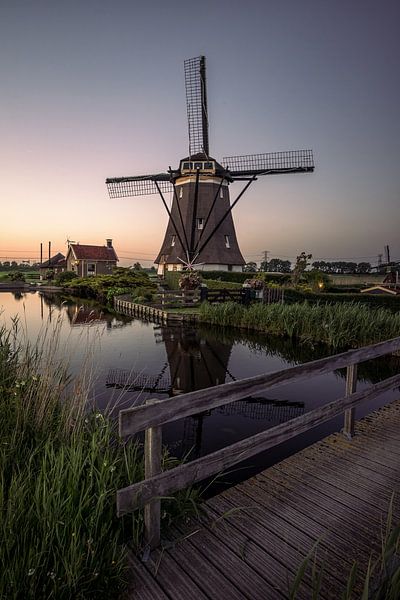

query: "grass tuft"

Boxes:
[0, 319, 199, 599]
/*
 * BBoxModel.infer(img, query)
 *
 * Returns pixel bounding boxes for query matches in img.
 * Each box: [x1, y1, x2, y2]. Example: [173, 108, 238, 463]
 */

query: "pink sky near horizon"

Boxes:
[1, 1, 399, 268]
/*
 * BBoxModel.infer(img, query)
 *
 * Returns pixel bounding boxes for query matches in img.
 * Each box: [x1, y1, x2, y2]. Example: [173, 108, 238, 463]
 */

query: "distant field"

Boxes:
[0, 271, 40, 282]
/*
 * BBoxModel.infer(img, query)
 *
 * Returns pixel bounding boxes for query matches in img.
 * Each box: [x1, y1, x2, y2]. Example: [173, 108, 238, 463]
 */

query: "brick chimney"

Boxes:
[106, 239, 112, 248]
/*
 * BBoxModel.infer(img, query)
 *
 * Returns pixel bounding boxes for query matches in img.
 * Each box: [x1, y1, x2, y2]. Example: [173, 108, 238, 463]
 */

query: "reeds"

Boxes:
[0, 319, 198, 599]
[199, 301, 400, 349]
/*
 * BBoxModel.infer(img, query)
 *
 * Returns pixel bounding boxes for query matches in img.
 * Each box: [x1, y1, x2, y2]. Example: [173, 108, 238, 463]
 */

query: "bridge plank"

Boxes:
[125, 400, 400, 599]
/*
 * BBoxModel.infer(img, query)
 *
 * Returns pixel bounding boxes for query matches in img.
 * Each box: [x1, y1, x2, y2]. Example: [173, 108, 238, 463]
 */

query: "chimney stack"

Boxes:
[106, 239, 112, 248]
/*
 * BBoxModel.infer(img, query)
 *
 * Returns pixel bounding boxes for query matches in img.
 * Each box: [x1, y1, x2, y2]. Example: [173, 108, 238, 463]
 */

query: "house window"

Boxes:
[179, 187, 183, 198]
[171, 235, 176, 246]
[220, 187, 224, 199]
[197, 218, 204, 230]
[228, 265, 233, 272]
[87, 263, 96, 275]
[172, 265, 177, 272]
[224, 235, 230, 248]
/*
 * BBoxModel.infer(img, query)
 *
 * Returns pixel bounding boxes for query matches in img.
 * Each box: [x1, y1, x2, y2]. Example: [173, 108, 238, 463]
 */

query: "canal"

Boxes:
[1, 290, 398, 489]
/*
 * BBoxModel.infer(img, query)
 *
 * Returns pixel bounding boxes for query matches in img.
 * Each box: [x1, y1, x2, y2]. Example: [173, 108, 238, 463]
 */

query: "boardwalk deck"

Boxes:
[125, 399, 400, 599]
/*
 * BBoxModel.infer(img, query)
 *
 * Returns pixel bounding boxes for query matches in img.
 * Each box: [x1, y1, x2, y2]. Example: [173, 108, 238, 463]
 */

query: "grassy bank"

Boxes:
[198, 301, 400, 349]
[0, 321, 197, 599]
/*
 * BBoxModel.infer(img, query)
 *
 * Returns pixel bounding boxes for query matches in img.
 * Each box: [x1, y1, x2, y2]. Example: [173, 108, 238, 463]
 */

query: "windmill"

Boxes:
[106, 56, 314, 275]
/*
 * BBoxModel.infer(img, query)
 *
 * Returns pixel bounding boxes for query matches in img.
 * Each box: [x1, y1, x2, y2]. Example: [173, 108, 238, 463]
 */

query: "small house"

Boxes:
[39, 253, 66, 279]
[66, 239, 118, 277]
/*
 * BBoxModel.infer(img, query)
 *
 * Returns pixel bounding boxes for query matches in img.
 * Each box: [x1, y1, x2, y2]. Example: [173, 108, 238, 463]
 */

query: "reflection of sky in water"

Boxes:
[1, 291, 398, 488]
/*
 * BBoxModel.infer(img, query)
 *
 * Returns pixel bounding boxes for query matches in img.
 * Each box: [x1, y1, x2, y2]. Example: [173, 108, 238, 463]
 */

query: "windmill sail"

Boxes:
[106, 173, 172, 198]
[223, 150, 314, 177]
[184, 56, 209, 157]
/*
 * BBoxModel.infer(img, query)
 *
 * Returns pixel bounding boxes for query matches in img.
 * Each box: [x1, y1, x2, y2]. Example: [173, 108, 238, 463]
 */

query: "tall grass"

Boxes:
[199, 301, 400, 349]
[0, 319, 198, 599]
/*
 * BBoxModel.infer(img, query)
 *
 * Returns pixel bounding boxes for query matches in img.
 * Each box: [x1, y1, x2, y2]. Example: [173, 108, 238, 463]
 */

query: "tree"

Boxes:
[264, 258, 291, 273]
[312, 261, 333, 273]
[292, 252, 312, 285]
[356, 262, 371, 274]
[304, 270, 331, 292]
[243, 262, 258, 273]
[132, 262, 143, 271]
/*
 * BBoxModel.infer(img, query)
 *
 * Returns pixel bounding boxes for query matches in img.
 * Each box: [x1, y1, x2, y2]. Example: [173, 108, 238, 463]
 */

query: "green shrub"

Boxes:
[8, 271, 25, 282]
[64, 270, 156, 303]
[283, 288, 400, 311]
[55, 271, 78, 285]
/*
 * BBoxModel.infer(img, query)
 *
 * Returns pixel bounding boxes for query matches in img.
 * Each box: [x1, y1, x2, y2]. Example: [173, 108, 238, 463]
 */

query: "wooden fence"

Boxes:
[117, 336, 400, 549]
[158, 286, 284, 307]
[159, 289, 200, 307]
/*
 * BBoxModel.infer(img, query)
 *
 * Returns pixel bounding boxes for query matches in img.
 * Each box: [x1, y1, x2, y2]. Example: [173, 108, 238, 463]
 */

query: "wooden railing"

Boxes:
[158, 289, 200, 307]
[157, 286, 284, 307]
[117, 336, 400, 548]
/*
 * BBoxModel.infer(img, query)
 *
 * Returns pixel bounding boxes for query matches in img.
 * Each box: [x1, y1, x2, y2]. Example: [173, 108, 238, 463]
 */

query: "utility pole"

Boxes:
[262, 250, 269, 272]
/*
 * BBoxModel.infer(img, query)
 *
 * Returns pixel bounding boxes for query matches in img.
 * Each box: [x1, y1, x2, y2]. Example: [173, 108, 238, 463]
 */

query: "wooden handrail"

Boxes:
[117, 335, 400, 548]
[119, 336, 400, 436]
[117, 372, 400, 516]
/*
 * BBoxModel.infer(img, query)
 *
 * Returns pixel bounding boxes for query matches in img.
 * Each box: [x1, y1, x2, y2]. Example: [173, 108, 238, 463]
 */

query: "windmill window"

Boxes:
[179, 187, 183, 198]
[171, 235, 176, 246]
[219, 187, 224, 199]
[224, 235, 230, 248]
[182, 162, 191, 170]
[204, 162, 214, 169]
[194, 162, 202, 170]
[197, 218, 204, 230]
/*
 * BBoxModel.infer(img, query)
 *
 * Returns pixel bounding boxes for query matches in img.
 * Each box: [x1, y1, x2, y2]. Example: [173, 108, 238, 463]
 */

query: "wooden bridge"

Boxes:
[117, 337, 400, 598]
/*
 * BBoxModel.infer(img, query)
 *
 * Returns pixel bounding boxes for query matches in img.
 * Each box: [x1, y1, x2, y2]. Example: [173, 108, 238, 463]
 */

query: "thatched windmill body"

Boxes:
[106, 56, 314, 275]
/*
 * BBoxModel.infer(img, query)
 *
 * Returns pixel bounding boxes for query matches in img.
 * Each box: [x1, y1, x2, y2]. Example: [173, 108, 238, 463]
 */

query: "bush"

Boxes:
[8, 271, 25, 282]
[283, 288, 400, 311]
[55, 271, 78, 285]
[64, 270, 156, 303]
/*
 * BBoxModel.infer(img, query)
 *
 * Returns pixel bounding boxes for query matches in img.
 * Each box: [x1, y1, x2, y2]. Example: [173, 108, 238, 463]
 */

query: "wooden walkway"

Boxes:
[125, 399, 400, 599]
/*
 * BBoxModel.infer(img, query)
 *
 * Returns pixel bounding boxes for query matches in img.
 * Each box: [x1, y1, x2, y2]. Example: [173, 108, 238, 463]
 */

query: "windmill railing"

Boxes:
[116, 335, 400, 549]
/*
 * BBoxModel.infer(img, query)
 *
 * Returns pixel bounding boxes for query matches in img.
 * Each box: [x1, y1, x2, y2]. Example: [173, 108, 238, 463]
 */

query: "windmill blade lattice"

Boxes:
[184, 55, 209, 156]
[223, 150, 314, 177]
[106, 174, 173, 198]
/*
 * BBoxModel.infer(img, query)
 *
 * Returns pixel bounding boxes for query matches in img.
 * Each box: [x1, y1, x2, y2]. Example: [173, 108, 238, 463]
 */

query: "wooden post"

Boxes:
[343, 363, 358, 439]
[144, 399, 162, 549]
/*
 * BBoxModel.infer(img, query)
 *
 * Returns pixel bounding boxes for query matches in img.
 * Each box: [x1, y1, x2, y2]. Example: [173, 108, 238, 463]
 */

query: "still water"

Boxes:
[1, 290, 398, 488]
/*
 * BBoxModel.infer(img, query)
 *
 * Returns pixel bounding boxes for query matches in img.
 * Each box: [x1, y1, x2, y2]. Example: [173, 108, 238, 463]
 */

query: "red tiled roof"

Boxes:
[70, 244, 118, 261]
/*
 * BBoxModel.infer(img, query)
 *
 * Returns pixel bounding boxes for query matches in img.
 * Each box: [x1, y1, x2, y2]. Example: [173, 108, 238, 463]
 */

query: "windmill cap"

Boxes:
[179, 153, 231, 178]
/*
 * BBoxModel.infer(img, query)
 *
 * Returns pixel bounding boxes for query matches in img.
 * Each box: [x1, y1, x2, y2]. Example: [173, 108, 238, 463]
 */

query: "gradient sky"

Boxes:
[1, 0, 399, 267]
